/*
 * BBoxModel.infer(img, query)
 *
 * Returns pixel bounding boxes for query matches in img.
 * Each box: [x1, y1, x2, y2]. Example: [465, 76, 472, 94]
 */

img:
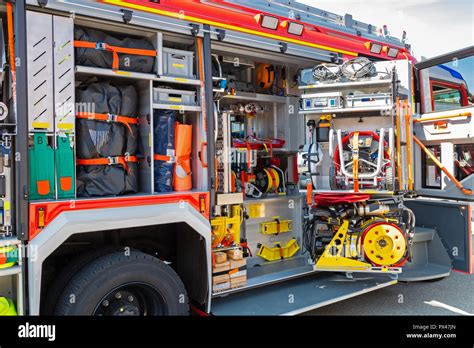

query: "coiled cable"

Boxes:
[312, 63, 341, 81]
[341, 57, 376, 80]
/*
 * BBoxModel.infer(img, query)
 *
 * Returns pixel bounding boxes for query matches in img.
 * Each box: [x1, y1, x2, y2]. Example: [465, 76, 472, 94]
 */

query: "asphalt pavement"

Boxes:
[304, 270, 474, 315]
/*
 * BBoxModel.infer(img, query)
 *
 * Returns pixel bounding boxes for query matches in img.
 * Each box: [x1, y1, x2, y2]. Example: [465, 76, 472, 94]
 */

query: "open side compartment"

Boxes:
[297, 60, 414, 194]
[209, 43, 417, 297]
[25, 11, 206, 201]
[73, 19, 205, 198]
[209, 44, 321, 295]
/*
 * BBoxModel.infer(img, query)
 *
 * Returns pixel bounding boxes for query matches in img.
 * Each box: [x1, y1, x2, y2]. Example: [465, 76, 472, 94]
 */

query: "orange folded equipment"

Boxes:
[173, 123, 193, 191]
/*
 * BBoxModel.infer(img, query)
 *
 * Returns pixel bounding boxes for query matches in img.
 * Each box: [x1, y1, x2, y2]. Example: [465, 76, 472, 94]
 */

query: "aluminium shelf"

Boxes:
[75, 66, 201, 86]
[298, 78, 393, 90]
[0, 265, 21, 277]
[221, 92, 288, 104]
[0, 237, 20, 248]
[153, 103, 202, 112]
[299, 105, 393, 115]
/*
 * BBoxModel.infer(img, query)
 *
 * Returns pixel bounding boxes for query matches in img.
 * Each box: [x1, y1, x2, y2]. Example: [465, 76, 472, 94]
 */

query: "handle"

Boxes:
[171, 54, 186, 60]
[169, 93, 183, 98]
[199, 141, 208, 168]
[413, 112, 471, 124]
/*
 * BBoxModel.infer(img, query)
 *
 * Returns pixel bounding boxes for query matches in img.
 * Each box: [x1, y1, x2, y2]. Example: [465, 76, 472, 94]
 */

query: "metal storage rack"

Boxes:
[298, 76, 396, 116]
[298, 66, 400, 193]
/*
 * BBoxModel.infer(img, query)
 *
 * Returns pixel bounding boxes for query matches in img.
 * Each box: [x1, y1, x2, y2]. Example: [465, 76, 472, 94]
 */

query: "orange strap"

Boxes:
[306, 181, 313, 205]
[77, 112, 138, 134]
[77, 155, 138, 173]
[6, 2, 15, 73]
[154, 154, 191, 172]
[74, 40, 156, 71]
[154, 154, 172, 162]
[278, 244, 284, 259]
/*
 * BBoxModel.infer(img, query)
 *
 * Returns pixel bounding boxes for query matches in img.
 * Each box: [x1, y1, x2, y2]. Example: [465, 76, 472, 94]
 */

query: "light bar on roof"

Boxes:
[287, 22, 304, 36]
[260, 15, 279, 30]
[369, 42, 383, 54]
[387, 47, 399, 58]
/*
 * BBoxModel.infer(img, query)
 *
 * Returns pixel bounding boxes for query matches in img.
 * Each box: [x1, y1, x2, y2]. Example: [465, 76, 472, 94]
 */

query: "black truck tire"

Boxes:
[54, 250, 189, 316]
[42, 246, 122, 315]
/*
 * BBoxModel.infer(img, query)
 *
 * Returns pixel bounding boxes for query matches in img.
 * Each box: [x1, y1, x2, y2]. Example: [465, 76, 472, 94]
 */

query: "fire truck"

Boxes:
[0, 0, 471, 316]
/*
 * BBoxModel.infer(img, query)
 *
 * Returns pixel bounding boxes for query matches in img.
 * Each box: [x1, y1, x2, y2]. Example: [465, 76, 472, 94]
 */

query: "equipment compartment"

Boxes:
[71, 19, 205, 198]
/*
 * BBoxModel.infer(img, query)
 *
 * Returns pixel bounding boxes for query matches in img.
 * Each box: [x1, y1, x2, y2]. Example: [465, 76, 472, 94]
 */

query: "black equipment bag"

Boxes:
[153, 110, 176, 192]
[75, 26, 155, 73]
[76, 81, 139, 197]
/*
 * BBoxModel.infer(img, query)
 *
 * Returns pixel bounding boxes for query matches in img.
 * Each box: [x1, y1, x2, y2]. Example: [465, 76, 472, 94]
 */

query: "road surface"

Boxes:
[305, 270, 474, 315]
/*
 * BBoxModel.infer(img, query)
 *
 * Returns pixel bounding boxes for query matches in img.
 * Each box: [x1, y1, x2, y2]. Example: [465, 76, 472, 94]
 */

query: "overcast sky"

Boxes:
[297, 0, 473, 59]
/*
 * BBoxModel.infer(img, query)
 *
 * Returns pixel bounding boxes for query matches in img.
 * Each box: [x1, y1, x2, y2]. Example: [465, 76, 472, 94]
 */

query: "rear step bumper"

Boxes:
[210, 272, 397, 316]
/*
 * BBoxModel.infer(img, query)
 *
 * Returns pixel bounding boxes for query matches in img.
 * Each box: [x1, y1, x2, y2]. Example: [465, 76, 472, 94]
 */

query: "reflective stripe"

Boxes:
[102, 0, 358, 57]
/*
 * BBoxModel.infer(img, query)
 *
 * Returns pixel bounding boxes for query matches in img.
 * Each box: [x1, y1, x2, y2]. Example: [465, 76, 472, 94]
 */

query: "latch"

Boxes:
[95, 42, 107, 51]
[121, 9, 133, 24]
[216, 29, 226, 41]
[190, 24, 200, 37]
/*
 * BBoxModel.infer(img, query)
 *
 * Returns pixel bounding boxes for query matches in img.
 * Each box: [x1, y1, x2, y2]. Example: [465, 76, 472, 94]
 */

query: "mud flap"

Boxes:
[405, 199, 473, 274]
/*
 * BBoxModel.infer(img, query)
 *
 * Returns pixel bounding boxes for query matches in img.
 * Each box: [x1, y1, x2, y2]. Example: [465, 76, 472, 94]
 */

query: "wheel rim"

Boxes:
[93, 282, 167, 316]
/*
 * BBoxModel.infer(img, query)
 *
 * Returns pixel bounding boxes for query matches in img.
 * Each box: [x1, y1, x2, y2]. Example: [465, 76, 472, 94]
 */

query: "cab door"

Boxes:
[412, 46, 474, 273]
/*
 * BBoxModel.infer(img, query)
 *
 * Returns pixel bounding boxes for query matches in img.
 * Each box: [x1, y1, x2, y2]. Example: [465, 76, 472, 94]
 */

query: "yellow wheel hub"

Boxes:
[362, 223, 406, 266]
